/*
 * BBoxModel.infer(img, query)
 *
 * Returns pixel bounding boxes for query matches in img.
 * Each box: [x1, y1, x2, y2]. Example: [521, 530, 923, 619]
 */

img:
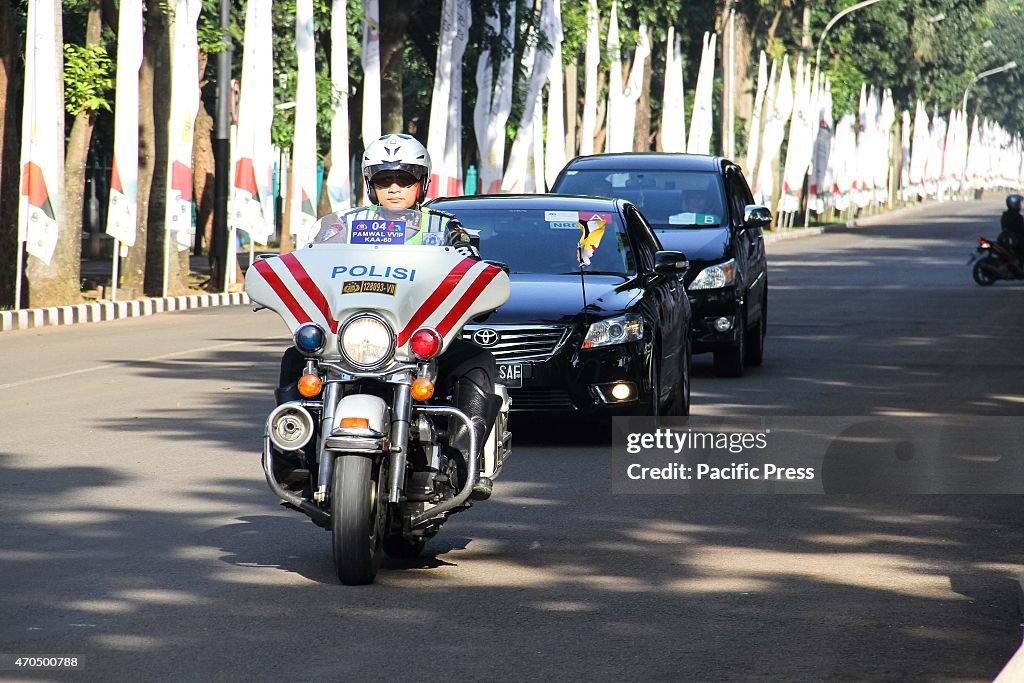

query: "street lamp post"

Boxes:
[814, 0, 886, 71]
[962, 61, 1018, 110]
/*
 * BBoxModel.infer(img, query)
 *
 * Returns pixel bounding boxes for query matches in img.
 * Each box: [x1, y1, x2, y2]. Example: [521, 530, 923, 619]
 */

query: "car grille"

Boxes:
[463, 324, 570, 361]
[508, 388, 575, 412]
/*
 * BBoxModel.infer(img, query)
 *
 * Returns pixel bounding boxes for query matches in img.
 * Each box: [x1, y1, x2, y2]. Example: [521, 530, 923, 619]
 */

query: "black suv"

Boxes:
[551, 153, 770, 377]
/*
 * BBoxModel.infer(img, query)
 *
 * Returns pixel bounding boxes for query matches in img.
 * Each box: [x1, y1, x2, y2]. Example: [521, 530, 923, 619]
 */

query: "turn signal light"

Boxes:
[410, 328, 443, 359]
[411, 377, 435, 401]
[297, 373, 323, 397]
[340, 417, 370, 429]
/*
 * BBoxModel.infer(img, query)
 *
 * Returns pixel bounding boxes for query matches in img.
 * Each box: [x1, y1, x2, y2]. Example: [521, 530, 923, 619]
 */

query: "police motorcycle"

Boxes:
[245, 211, 511, 584]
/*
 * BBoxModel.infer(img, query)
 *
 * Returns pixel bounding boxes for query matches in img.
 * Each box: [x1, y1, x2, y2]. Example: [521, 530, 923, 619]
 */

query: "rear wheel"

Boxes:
[713, 311, 746, 378]
[973, 258, 998, 286]
[331, 455, 387, 585]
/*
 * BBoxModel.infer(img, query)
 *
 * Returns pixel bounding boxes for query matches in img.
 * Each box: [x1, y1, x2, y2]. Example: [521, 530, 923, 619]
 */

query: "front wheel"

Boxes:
[664, 343, 691, 416]
[331, 455, 386, 585]
[713, 311, 746, 378]
[972, 258, 998, 286]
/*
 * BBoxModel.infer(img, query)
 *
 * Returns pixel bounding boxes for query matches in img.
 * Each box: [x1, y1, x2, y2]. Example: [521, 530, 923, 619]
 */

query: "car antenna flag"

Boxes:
[576, 213, 607, 322]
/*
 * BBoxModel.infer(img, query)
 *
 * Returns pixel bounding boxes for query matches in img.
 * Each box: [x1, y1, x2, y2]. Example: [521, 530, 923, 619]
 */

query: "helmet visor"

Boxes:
[366, 162, 427, 183]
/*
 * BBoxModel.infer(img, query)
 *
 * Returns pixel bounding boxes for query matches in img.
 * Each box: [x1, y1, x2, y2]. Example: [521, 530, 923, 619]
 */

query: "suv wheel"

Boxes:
[745, 295, 766, 367]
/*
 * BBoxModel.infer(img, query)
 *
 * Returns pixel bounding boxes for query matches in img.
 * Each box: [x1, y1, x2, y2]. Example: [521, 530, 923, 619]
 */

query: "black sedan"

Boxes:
[427, 194, 692, 416]
[551, 153, 770, 377]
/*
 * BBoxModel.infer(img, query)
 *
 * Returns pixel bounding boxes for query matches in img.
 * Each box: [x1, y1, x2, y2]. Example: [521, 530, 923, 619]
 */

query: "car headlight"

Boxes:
[582, 314, 644, 349]
[339, 313, 395, 370]
[689, 259, 736, 290]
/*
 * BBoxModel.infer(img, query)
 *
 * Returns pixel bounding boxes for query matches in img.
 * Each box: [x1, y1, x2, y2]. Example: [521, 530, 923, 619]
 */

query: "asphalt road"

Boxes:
[1, 199, 1021, 682]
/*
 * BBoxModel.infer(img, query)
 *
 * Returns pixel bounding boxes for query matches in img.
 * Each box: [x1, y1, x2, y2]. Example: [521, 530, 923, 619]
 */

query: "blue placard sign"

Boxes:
[350, 219, 407, 245]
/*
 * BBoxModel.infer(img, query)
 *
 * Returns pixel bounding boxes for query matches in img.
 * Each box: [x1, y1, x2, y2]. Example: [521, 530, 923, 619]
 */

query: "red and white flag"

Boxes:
[472, 0, 516, 194]
[105, 0, 143, 248]
[291, 0, 318, 245]
[230, 0, 275, 244]
[165, 0, 201, 252]
[577, 0, 599, 156]
[659, 28, 686, 153]
[18, 0, 64, 264]
[325, 0, 351, 211]
[427, 0, 471, 198]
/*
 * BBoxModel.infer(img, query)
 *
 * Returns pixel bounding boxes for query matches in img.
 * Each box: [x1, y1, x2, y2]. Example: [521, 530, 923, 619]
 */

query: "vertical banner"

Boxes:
[425, 0, 458, 199]
[500, 0, 555, 194]
[908, 101, 929, 199]
[230, 0, 276, 244]
[577, 0, 599, 157]
[326, 0, 352, 211]
[472, 0, 516, 194]
[810, 77, 833, 213]
[746, 52, 768, 191]
[361, 0, 381, 150]
[106, 0, 143, 248]
[442, 0, 472, 196]
[291, 0, 318, 245]
[779, 58, 813, 215]
[659, 28, 686, 154]
[18, 0, 64, 267]
[687, 32, 716, 155]
[604, 0, 623, 153]
[165, 0, 202, 255]
[754, 56, 791, 207]
[543, 0, 564, 189]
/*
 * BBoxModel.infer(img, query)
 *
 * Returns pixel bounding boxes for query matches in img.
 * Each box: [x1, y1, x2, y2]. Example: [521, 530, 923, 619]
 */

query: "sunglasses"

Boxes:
[372, 173, 419, 189]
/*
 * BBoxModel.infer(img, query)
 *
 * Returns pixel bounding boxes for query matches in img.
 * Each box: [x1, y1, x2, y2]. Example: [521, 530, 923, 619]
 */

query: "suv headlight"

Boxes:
[689, 259, 736, 290]
[339, 313, 395, 370]
[582, 314, 644, 349]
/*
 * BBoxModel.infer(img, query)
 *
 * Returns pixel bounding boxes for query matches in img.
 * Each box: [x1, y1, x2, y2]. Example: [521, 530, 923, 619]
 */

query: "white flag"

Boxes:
[659, 29, 686, 153]
[754, 56, 791, 205]
[543, 0, 565, 189]
[164, 0, 202, 252]
[230, 0, 276, 244]
[501, 0, 555, 194]
[361, 0, 381, 149]
[577, 0, 599, 156]
[427, 0, 471, 198]
[18, 0, 63, 264]
[604, 0, 623, 153]
[745, 50, 767, 179]
[687, 32, 716, 155]
[472, 0, 515, 194]
[291, 0, 318, 244]
[442, 0, 472, 196]
[810, 77, 834, 212]
[105, 0, 142, 247]
[326, 0, 352, 212]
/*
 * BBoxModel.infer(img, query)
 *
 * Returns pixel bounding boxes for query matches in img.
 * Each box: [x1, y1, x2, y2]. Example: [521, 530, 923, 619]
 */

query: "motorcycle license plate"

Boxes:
[498, 363, 524, 388]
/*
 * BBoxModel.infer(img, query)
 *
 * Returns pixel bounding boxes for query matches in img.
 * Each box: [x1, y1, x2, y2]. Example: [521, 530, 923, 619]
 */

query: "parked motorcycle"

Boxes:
[969, 235, 1024, 286]
[245, 217, 511, 584]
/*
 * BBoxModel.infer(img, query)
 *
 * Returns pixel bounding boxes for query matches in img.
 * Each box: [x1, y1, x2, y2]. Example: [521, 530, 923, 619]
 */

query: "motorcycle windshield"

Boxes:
[311, 207, 451, 247]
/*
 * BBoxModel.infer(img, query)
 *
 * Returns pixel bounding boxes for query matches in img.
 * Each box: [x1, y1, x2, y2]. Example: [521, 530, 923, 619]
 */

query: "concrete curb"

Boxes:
[0, 292, 251, 333]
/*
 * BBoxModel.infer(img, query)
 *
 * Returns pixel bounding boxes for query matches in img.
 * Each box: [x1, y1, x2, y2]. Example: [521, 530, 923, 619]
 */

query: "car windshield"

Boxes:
[437, 206, 635, 276]
[310, 207, 451, 246]
[555, 169, 727, 228]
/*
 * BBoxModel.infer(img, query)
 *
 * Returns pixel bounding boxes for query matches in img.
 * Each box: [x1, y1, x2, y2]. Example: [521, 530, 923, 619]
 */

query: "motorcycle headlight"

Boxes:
[293, 323, 326, 356]
[689, 259, 737, 290]
[339, 313, 395, 370]
[582, 314, 644, 349]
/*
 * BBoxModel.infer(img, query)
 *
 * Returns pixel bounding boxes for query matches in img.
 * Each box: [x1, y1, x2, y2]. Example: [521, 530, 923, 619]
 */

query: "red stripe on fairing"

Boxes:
[435, 265, 502, 338]
[252, 259, 312, 326]
[397, 257, 476, 346]
[280, 253, 339, 333]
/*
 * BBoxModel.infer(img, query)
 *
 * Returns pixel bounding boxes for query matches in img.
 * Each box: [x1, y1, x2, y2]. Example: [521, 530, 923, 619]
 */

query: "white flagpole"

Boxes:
[14, 246, 23, 309]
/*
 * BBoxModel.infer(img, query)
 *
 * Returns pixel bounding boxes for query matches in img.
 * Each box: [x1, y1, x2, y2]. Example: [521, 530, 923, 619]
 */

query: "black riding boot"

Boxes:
[450, 378, 503, 500]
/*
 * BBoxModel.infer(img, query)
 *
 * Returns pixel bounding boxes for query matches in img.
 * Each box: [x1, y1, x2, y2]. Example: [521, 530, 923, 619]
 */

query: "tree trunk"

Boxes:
[279, 154, 294, 254]
[124, 0, 166, 296]
[193, 49, 214, 260]
[634, 50, 653, 151]
[25, 2, 77, 308]
[60, 0, 104, 303]
[0, 0, 24, 307]
[379, 0, 414, 133]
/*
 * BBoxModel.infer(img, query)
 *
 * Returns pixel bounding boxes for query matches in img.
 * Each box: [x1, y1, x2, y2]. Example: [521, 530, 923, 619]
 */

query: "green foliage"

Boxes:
[63, 43, 114, 116]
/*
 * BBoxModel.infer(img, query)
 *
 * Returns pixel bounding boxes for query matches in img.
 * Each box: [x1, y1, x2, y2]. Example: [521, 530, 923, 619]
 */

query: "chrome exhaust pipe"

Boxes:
[262, 434, 330, 527]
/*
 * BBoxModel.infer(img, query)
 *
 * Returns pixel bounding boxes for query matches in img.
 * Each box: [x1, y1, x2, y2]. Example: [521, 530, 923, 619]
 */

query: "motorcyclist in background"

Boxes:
[1000, 194, 1024, 264]
[276, 133, 502, 499]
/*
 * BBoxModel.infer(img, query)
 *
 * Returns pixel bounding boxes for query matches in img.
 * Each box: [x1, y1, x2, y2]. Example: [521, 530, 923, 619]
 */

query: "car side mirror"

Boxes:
[654, 250, 689, 275]
[743, 204, 772, 230]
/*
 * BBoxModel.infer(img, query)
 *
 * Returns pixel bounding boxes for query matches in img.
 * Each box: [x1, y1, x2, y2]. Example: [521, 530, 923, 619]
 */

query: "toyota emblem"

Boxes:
[473, 328, 499, 347]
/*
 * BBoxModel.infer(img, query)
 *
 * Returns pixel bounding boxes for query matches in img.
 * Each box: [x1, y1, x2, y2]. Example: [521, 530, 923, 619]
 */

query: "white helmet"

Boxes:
[361, 133, 432, 204]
